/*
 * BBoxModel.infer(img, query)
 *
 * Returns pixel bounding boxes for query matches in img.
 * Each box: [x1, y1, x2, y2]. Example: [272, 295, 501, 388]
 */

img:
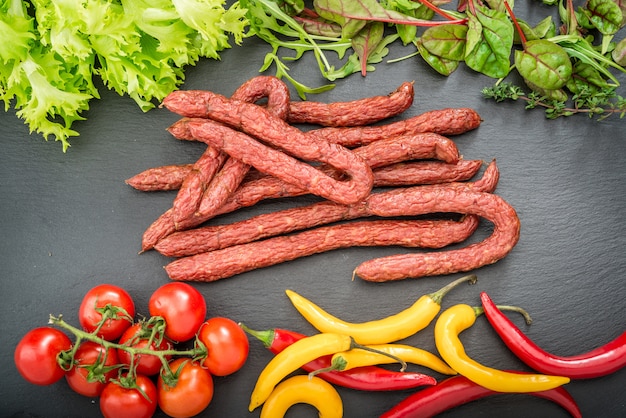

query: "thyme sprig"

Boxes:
[482, 82, 626, 120]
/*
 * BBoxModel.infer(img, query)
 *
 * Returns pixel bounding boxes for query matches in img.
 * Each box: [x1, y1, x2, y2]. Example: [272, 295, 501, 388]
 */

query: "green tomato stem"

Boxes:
[49, 314, 205, 367]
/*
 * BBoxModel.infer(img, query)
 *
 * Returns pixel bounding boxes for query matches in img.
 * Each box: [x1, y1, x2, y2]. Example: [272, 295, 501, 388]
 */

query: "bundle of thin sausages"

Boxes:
[127, 76, 520, 283]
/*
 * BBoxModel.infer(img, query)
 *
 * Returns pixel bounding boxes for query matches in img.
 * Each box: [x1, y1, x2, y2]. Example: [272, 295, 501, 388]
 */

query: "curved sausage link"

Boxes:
[354, 185, 519, 282]
[286, 81, 414, 126]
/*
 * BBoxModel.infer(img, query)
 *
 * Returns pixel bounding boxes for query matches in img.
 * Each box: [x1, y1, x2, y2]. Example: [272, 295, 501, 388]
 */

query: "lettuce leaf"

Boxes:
[0, 0, 248, 151]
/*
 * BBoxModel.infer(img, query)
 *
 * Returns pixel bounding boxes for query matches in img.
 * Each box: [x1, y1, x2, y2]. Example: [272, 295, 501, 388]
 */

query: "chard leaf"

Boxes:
[513, 16, 555, 43]
[313, 0, 448, 39]
[515, 39, 572, 90]
[421, 24, 468, 61]
[294, 15, 343, 37]
[584, 0, 623, 35]
[416, 38, 460, 76]
[383, 0, 435, 44]
[464, 5, 514, 78]
[352, 21, 385, 75]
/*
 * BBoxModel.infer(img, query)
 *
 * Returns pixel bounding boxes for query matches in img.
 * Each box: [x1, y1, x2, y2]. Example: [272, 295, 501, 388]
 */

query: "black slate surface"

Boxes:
[1, 7, 625, 418]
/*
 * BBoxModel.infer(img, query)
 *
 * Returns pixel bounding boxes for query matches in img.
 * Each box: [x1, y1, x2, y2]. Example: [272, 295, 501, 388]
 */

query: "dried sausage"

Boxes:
[171, 145, 227, 225]
[372, 160, 483, 187]
[125, 164, 193, 191]
[155, 201, 370, 257]
[352, 132, 459, 167]
[179, 117, 374, 206]
[164, 216, 481, 282]
[305, 108, 482, 147]
[231, 76, 291, 120]
[141, 160, 495, 252]
[171, 76, 291, 225]
[286, 81, 414, 126]
[211, 160, 495, 222]
[157, 161, 497, 257]
[353, 185, 519, 282]
[162, 161, 500, 280]
[127, 159, 481, 193]
[163, 91, 375, 204]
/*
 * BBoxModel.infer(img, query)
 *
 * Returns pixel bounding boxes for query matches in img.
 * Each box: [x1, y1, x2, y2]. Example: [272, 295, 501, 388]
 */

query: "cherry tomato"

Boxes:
[148, 282, 206, 342]
[198, 317, 249, 376]
[79, 284, 135, 341]
[14, 327, 72, 385]
[100, 374, 157, 418]
[66, 341, 120, 397]
[157, 358, 214, 418]
[117, 323, 172, 376]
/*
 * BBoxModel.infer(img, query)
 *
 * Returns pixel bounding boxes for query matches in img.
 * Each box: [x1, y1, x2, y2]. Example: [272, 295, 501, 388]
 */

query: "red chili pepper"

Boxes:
[480, 292, 626, 379]
[380, 373, 582, 418]
[239, 324, 436, 391]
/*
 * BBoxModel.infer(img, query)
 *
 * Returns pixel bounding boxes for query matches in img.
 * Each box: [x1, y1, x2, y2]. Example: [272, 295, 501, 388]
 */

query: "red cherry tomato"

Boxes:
[197, 317, 249, 376]
[148, 283, 206, 342]
[66, 341, 119, 397]
[100, 374, 157, 418]
[79, 284, 135, 341]
[157, 358, 214, 418]
[14, 327, 72, 385]
[117, 323, 172, 376]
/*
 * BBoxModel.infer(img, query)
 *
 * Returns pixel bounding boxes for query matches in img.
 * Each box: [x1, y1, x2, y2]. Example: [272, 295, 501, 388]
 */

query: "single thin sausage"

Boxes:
[181, 117, 374, 206]
[127, 159, 482, 193]
[372, 160, 483, 187]
[125, 164, 193, 191]
[164, 217, 481, 282]
[286, 81, 414, 126]
[162, 90, 375, 204]
[232, 76, 291, 120]
[354, 186, 519, 282]
[352, 132, 459, 167]
[306, 108, 482, 147]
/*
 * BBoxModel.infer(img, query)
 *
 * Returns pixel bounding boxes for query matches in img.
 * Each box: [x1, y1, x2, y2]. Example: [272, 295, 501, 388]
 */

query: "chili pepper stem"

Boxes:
[429, 274, 477, 305]
[473, 305, 532, 324]
[308, 337, 409, 377]
[239, 323, 274, 348]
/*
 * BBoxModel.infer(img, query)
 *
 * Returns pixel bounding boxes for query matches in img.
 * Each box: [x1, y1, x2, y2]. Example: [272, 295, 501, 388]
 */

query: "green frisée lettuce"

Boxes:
[0, 0, 247, 151]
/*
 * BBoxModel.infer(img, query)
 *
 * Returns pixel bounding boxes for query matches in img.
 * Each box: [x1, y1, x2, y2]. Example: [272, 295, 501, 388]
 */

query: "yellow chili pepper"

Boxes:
[285, 274, 477, 345]
[249, 332, 354, 411]
[259, 375, 343, 418]
[434, 303, 571, 392]
[328, 344, 457, 375]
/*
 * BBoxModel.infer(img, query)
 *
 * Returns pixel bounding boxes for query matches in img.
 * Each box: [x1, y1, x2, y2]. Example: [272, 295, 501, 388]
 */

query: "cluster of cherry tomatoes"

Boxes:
[14, 282, 249, 418]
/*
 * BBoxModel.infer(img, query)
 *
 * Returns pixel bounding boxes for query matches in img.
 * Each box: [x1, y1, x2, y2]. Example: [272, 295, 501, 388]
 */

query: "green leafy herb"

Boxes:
[241, 0, 626, 120]
[0, 0, 247, 151]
